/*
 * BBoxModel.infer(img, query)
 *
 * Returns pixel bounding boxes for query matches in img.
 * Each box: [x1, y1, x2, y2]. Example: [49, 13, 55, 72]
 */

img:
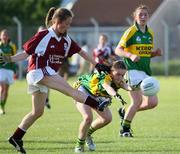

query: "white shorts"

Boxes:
[26, 66, 57, 94]
[125, 70, 149, 88]
[0, 68, 14, 85]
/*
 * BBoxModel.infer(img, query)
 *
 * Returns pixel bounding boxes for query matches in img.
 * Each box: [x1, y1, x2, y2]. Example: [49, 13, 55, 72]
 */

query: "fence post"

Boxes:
[161, 20, 169, 76]
[13, 16, 23, 80]
[90, 18, 99, 46]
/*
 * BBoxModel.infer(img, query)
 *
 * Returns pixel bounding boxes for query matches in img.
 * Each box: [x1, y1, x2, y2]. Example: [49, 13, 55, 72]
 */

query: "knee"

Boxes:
[102, 116, 112, 125]
[32, 110, 44, 119]
[149, 100, 158, 108]
[131, 101, 142, 110]
[83, 116, 93, 125]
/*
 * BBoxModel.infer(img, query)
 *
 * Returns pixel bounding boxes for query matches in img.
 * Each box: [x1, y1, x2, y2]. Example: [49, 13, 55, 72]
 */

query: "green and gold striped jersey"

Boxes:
[118, 22, 154, 75]
[77, 72, 119, 97]
[0, 41, 17, 72]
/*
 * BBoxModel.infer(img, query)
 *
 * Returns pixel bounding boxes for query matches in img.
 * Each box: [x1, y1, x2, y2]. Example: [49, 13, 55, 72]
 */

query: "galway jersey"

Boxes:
[118, 22, 154, 75]
[93, 45, 111, 64]
[0, 41, 17, 72]
[78, 72, 119, 97]
[23, 27, 81, 72]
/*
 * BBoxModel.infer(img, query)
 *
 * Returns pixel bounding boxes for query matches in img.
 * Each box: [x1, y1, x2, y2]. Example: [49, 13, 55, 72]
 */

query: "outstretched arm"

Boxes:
[102, 82, 117, 97]
[115, 46, 140, 62]
[11, 51, 29, 62]
[78, 49, 110, 73]
[78, 49, 96, 66]
[0, 51, 29, 63]
[102, 82, 127, 105]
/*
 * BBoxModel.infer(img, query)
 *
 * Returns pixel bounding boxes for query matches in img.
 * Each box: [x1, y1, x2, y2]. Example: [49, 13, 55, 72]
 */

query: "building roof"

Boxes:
[71, 0, 163, 27]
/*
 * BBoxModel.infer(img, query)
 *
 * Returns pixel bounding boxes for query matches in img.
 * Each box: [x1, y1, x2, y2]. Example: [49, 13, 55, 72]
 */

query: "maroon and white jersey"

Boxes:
[23, 27, 81, 72]
[93, 44, 111, 64]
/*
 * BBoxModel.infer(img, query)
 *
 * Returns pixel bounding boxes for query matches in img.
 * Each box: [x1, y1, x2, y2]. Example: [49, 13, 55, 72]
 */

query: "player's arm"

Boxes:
[102, 82, 116, 97]
[1, 51, 29, 63]
[102, 82, 127, 105]
[115, 46, 140, 62]
[78, 49, 110, 73]
[78, 49, 96, 66]
[11, 51, 29, 62]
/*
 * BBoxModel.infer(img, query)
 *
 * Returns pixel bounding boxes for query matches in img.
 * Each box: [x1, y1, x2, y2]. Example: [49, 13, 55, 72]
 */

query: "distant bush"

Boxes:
[151, 59, 180, 75]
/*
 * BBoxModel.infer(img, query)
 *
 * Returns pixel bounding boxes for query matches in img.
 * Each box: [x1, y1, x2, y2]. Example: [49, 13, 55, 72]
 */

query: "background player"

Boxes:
[90, 34, 115, 72]
[0, 29, 17, 115]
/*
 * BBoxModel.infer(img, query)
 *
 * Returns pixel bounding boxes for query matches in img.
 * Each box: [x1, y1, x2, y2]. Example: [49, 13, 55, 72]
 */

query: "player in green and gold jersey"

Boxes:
[0, 29, 17, 115]
[74, 60, 131, 153]
[115, 4, 162, 137]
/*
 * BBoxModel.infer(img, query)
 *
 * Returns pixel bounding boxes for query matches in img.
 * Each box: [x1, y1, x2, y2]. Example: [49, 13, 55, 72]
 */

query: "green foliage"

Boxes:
[151, 59, 180, 75]
[0, 0, 61, 26]
[0, 77, 180, 153]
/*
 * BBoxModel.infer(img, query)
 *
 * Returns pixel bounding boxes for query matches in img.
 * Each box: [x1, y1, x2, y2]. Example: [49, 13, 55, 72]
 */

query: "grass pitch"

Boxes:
[0, 76, 180, 154]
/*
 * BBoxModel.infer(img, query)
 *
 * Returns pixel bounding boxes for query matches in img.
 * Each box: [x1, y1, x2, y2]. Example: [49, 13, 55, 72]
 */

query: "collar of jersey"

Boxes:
[48, 27, 62, 42]
[134, 22, 148, 33]
[97, 43, 109, 50]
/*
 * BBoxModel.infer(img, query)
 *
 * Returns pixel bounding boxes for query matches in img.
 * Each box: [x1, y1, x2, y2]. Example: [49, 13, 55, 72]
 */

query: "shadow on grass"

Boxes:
[0, 139, 115, 152]
[0, 139, 115, 144]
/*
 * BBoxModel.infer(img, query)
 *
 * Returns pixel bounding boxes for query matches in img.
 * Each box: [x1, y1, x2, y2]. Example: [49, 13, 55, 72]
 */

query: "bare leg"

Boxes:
[124, 90, 142, 121]
[125, 91, 158, 121]
[138, 95, 158, 111]
[0, 82, 9, 114]
[91, 108, 112, 130]
[19, 92, 47, 130]
[39, 75, 88, 103]
[76, 102, 93, 139]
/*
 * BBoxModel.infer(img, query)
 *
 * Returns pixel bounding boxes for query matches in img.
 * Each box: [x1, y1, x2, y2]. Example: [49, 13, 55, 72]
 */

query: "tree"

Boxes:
[0, 0, 61, 26]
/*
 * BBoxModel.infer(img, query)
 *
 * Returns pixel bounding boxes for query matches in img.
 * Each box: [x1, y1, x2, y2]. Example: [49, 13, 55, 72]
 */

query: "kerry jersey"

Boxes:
[78, 72, 119, 97]
[0, 41, 17, 72]
[118, 22, 154, 75]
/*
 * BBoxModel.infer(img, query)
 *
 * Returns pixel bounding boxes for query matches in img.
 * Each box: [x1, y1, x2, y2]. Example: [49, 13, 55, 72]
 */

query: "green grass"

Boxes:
[0, 76, 180, 154]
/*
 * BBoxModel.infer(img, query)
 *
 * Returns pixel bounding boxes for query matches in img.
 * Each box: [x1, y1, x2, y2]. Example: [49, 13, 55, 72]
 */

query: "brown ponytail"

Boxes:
[45, 7, 57, 28]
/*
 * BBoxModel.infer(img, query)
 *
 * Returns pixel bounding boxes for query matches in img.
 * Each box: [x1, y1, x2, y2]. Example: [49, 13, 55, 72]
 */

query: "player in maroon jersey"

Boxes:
[90, 34, 115, 72]
[0, 7, 110, 154]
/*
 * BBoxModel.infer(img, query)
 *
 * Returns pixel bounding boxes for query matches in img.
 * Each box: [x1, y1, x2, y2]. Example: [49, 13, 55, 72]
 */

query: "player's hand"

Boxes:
[0, 53, 11, 63]
[114, 93, 127, 105]
[95, 63, 111, 73]
[151, 48, 162, 57]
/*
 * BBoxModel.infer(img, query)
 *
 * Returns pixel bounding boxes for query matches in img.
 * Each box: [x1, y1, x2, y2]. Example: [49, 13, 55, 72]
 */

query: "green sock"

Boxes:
[0, 100, 6, 110]
[87, 126, 96, 136]
[75, 138, 85, 147]
[122, 119, 131, 130]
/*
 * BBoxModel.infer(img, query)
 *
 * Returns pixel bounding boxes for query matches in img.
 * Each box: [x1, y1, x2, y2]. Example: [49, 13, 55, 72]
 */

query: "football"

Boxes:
[140, 77, 160, 96]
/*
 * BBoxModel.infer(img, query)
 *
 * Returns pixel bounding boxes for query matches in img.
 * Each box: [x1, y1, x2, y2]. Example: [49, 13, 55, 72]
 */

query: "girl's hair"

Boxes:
[0, 29, 8, 36]
[133, 4, 150, 18]
[45, 7, 74, 28]
[99, 33, 108, 40]
[111, 60, 127, 71]
[0, 29, 10, 42]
